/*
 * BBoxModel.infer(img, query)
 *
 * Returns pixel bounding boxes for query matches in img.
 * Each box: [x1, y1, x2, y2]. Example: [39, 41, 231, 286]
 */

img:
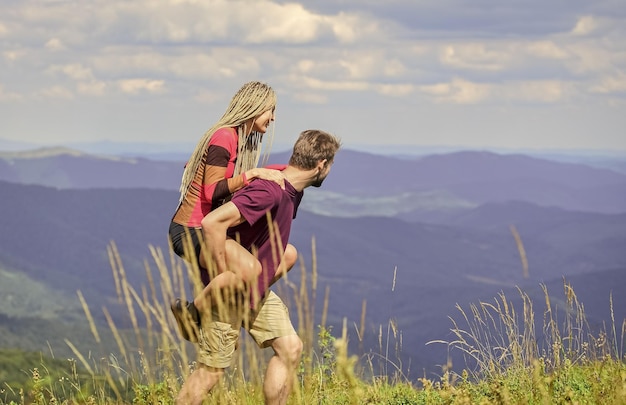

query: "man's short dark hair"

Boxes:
[288, 130, 341, 170]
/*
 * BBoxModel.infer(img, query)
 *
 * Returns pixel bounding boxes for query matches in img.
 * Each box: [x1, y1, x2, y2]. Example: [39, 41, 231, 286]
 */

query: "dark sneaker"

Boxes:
[171, 298, 200, 342]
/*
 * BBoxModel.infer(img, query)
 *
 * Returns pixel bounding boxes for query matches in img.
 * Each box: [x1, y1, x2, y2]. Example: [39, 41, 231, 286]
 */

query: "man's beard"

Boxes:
[312, 173, 326, 188]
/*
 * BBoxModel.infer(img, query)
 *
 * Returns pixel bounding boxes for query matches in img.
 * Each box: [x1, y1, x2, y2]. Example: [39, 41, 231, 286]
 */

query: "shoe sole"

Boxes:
[171, 299, 199, 343]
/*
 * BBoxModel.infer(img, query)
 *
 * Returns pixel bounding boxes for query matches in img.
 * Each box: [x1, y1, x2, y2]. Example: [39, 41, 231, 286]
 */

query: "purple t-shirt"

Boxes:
[228, 179, 303, 299]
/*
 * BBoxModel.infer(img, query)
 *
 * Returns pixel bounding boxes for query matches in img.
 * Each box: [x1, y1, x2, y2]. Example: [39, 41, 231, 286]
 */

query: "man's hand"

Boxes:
[200, 202, 245, 275]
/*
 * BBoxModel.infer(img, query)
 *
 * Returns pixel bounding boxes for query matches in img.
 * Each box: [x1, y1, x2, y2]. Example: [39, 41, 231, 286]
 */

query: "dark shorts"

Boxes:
[169, 221, 203, 265]
[169, 221, 212, 285]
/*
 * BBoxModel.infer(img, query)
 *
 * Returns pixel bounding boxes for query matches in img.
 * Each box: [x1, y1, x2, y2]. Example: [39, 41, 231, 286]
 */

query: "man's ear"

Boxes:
[317, 159, 328, 171]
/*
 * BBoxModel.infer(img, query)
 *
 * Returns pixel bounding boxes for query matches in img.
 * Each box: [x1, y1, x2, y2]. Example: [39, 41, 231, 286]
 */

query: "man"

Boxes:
[172, 129, 341, 405]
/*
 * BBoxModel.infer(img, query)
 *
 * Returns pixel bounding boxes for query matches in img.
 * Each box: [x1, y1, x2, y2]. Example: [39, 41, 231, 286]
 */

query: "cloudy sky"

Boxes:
[1, 0, 625, 154]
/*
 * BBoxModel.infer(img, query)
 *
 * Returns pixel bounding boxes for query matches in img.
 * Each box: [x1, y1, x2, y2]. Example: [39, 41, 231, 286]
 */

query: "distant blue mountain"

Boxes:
[272, 149, 626, 214]
[2, 147, 625, 215]
[1, 144, 625, 377]
[0, 147, 184, 190]
[0, 179, 624, 378]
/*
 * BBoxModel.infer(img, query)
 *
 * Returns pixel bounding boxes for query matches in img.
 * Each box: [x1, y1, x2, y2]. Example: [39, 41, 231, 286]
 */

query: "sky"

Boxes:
[1, 0, 625, 154]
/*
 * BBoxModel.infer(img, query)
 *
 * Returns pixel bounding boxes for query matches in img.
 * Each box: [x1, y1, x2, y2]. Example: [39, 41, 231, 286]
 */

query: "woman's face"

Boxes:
[251, 108, 275, 133]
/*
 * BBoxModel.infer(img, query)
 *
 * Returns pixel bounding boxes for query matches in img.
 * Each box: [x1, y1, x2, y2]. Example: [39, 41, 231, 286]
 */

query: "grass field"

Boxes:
[2, 241, 625, 404]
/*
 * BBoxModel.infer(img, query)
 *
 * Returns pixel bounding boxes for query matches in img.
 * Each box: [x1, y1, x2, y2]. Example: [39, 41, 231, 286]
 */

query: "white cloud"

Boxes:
[328, 11, 382, 44]
[45, 38, 66, 51]
[0, 85, 23, 102]
[510, 80, 570, 103]
[296, 59, 315, 74]
[48, 64, 94, 81]
[0, 0, 625, 150]
[244, 3, 323, 44]
[338, 56, 378, 79]
[25, 0, 378, 46]
[37, 85, 74, 100]
[298, 76, 370, 91]
[193, 90, 222, 103]
[526, 41, 568, 60]
[90, 48, 262, 81]
[440, 43, 509, 71]
[376, 83, 414, 97]
[421, 78, 490, 104]
[232, 3, 382, 45]
[565, 44, 617, 74]
[293, 92, 328, 104]
[3, 50, 26, 62]
[590, 72, 626, 94]
[420, 78, 572, 104]
[383, 59, 408, 77]
[77, 81, 107, 96]
[42, 63, 108, 96]
[284, 51, 411, 92]
[118, 79, 166, 94]
[338, 53, 409, 79]
[328, 13, 358, 43]
[572, 15, 597, 36]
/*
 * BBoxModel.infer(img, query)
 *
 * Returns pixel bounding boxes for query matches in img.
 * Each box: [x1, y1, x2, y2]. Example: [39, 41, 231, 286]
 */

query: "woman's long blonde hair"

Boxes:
[178, 81, 277, 202]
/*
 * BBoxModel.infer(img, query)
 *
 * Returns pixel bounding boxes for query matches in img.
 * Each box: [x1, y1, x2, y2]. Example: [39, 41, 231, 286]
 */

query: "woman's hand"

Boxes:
[246, 168, 286, 189]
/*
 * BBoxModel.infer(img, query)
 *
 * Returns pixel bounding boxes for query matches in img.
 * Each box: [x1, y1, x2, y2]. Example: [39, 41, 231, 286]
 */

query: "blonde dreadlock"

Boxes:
[178, 81, 277, 202]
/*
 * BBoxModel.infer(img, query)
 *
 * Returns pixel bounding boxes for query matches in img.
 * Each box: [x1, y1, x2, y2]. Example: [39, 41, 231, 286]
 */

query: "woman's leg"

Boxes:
[194, 239, 262, 312]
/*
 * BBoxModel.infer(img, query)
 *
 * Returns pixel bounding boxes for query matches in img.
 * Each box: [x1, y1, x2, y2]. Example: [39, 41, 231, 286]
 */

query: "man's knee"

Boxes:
[224, 240, 262, 282]
[273, 335, 303, 365]
[246, 258, 263, 281]
[176, 365, 224, 404]
[284, 244, 298, 271]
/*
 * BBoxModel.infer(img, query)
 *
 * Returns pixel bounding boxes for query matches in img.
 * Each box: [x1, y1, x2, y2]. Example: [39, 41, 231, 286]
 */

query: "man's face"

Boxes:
[312, 160, 333, 187]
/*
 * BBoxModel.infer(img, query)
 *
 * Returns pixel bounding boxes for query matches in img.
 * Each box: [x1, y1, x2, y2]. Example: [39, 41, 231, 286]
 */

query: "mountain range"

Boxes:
[0, 146, 625, 379]
[2, 147, 625, 216]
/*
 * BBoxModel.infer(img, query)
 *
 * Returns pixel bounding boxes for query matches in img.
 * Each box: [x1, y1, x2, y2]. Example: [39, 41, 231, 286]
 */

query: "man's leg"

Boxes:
[176, 304, 240, 405]
[248, 291, 303, 405]
[194, 239, 261, 312]
[175, 365, 223, 405]
[264, 335, 303, 405]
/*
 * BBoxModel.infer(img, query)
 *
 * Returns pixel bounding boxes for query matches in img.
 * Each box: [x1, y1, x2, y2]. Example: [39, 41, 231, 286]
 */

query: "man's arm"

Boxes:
[200, 201, 245, 275]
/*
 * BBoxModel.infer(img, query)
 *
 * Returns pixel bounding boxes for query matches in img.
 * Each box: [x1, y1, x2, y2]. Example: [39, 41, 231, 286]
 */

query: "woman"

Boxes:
[169, 81, 297, 339]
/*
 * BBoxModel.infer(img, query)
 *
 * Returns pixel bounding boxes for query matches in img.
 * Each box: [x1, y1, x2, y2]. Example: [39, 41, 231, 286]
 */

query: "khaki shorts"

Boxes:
[197, 291, 297, 368]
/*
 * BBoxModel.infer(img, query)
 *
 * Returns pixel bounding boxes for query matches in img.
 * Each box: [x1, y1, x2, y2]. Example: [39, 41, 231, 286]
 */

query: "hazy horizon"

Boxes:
[2, 136, 626, 158]
[1, 0, 625, 154]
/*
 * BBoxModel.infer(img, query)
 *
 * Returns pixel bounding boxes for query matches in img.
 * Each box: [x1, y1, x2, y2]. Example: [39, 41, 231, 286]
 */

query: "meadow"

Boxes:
[1, 241, 625, 404]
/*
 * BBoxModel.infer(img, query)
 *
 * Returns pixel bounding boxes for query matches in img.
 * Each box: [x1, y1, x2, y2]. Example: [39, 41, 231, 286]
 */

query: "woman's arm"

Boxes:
[202, 129, 285, 204]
